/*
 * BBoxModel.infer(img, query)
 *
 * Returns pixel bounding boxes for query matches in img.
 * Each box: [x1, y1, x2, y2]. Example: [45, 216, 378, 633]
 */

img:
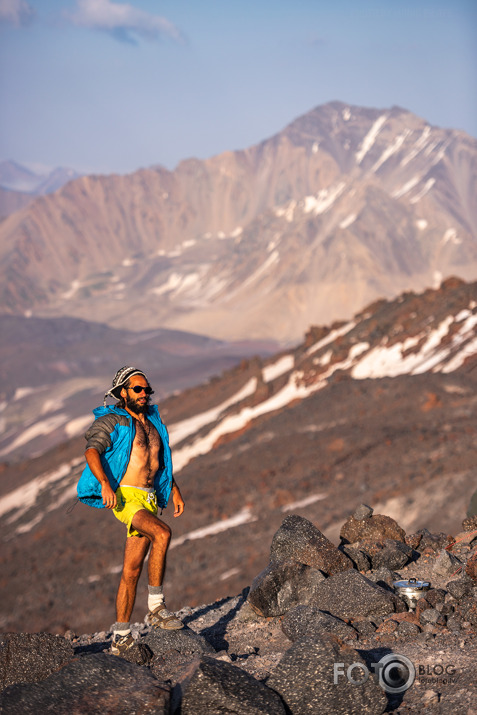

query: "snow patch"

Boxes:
[442, 228, 462, 246]
[306, 321, 356, 356]
[65, 414, 94, 439]
[281, 493, 327, 512]
[241, 251, 279, 289]
[356, 115, 387, 164]
[339, 213, 357, 229]
[303, 182, 346, 216]
[372, 130, 410, 172]
[262, 355, 294, 383]
[275, 200, 297, 223]
[342, 108, 351, 121]
[392, 175, 420, 199]
[416, 219, 428, 230]
[169, 378, 258, 446]
[312, 142, 319, 154]
[170, 508, 257, 548]
[410, 178, 435, 204]
[0, 414, 69, 456]
[400, 126, 431, 167]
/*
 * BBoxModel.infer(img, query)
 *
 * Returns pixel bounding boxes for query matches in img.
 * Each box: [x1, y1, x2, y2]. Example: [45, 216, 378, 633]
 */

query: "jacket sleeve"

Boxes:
[84, 413, 122, 454]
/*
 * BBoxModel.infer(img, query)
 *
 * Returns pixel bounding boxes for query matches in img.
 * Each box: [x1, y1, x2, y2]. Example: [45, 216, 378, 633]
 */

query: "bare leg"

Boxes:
[116, 533, 150, 623]
[130, 510, 171, 588]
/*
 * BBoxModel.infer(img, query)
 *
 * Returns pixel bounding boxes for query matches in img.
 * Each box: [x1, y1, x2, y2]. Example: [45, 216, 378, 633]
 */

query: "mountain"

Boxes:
[0, 314, 277, 462]
[0, 160, 81, 219]
[0, 103, 476, 342]
[1, 277, 476, 634]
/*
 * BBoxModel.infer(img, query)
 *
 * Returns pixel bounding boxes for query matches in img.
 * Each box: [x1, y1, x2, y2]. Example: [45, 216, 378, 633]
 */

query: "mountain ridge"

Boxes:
[1, 102, 476, 342]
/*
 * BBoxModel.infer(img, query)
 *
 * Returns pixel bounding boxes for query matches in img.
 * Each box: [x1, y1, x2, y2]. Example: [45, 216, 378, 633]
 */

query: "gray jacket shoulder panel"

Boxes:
[84, 412, 130, 454]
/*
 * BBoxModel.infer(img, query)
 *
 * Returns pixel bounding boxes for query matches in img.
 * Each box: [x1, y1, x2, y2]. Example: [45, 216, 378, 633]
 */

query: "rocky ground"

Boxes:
[1, 508, 476, 714]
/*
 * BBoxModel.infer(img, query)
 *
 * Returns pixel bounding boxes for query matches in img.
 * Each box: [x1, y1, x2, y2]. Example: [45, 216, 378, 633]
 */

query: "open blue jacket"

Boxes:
[77, 404, 173, 509]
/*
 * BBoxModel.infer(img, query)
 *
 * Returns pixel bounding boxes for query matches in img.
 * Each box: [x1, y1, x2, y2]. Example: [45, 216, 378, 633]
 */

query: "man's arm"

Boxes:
[171, 477, 185, 518]
[85, 448, 117, 509]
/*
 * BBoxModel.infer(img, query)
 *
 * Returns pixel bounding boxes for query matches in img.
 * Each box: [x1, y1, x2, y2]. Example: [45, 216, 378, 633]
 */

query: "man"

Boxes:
[77, 366, 185, 655]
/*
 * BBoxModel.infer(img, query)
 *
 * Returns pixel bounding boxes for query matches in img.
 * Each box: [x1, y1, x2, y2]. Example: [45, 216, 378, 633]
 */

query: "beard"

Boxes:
[125, 394, 150, 415]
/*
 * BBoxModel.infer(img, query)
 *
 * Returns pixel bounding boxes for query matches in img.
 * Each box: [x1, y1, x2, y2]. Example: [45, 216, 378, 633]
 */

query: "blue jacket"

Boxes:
[77, 404, 173, 509]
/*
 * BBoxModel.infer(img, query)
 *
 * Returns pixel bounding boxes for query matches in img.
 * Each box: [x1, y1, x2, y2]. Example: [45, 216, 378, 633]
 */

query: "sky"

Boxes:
[0, 0, 476, 176]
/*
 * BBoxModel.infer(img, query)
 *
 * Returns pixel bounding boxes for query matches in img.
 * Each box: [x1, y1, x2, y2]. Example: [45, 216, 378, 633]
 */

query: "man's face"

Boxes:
[121, 375, 151, 415]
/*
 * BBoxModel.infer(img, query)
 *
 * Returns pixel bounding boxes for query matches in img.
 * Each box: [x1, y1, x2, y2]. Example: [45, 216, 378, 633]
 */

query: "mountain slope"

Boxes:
[1, 103, 476, 341]
[0, 278, 476, 633]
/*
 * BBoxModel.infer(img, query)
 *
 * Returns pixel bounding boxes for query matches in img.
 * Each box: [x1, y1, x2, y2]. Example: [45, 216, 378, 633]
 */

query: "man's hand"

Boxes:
[102, 482, 117, 509]
[172, 483, 185, 517]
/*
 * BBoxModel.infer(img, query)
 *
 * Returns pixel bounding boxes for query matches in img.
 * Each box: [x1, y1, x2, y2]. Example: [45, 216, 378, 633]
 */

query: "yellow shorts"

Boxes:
[113, 485, 158, 537]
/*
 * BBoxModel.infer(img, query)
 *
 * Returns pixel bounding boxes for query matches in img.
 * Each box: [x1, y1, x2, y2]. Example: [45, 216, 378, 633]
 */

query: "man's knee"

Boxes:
[152, 520, 171, 543]
[121, 563, 142, 583]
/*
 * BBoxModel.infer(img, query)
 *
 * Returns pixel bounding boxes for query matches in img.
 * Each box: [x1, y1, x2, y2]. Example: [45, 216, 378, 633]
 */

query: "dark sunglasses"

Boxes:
[127, 385, 154, 395]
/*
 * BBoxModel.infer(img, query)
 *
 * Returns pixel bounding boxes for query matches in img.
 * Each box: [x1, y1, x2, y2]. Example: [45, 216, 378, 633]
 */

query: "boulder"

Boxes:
[248, 559, 326, 617]
[355, 539, 412, 570]
[281, 605, 357, 642]
[414, 529, 450, 552]
[340, 546, 371, 571]
[310, 570, 406, 620]
[340, 513, 406, 545]
[432, 550, 462, 577]
[0, 653, 170, 714]
[270, 515, 353, 575]
[144, 625, 215, 682]
[446, 577, 474, 600]
[0, 633, 74, 690]
[267, 634, 387, 715]
[174, 656, 286, 715]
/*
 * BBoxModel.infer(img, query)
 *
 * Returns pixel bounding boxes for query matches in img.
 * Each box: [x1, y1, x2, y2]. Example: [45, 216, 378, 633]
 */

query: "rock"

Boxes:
[353, 504, 373, 520]
[462, 515, 477, 532]
[174, 656, 286, 715]
[267, 634, 387, 715]
[424, 588, 446, 608]
[465, 551, 477, 583]
[419, 609, 446, 627]
[352, 620, 377, 638]
[415, 529, 450, 552]
[447, 577, 474, 600]
[405, 532, 422, 550]
[340, 546, 371, 571]
[433, 550, 463, 577]
[364, 539, 413, 570]
[144, 625, 215, 658]
[281, 605, 357, 642]
[0, 633, 74, 690]
[310, 570, 406, 620]
[446, 616, 461, 632]
[397, 620, 421, 637]
[340, 513, 406, 545]
[248, 559, 326, 617]
[270, 515, 353, 575]
[0, 653, 170, 714]
[422, 689, 439, 707]
[454, 595, 477, 627]
[366, 566, 400, 589]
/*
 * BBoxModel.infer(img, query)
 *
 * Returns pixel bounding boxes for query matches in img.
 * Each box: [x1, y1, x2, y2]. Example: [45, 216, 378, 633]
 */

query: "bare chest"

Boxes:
[132, 418, 161, 457]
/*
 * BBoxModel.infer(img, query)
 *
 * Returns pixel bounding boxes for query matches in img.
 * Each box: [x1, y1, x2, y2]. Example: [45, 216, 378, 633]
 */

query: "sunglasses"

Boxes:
[127, 385, 154, 395]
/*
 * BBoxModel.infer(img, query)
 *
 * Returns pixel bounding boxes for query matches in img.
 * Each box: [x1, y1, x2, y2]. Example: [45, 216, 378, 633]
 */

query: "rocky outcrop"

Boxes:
[1, 509, 476, 714]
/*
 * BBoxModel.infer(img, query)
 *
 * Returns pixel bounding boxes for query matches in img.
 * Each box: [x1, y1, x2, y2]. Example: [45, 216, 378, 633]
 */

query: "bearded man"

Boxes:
[77, 366, 185, 655]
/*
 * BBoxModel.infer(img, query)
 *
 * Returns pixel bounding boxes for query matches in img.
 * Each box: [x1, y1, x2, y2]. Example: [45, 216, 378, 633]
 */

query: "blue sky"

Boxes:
[0, 0, 476, 175]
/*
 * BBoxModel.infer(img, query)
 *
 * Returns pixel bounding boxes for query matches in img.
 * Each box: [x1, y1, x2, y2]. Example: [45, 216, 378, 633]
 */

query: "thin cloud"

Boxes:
[0, 0, 35, 26]
[67, 0, 184, 45]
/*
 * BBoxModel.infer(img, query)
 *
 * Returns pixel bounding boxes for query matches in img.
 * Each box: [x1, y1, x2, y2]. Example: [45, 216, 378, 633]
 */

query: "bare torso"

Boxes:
[120, 416, 162, 488]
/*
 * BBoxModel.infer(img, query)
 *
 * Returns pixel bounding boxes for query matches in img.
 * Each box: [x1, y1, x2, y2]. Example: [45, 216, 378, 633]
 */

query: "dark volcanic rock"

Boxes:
[433, 549, 462, 577]
[310, 570, 406, 619]
[340, 545, 371, 571]
[446, 577, 474, 600]
[248, 559, 326, 617]
[465, 551, 477, 583]
[0, 633, 74, 690]
[175, 656, 286, 715]
[353, 504, 373, 520]
[366, 566, 400, 589]
[281, 605, 357, 642]
[370, 539, 413, 570]
[340, 513, 406, 544]
[270, 515, 353, 574]
[414, 528, 450, 552]
[267, 634, 387, 715]
[0, 653, 170, 714]
[144, 625, 215, 657]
